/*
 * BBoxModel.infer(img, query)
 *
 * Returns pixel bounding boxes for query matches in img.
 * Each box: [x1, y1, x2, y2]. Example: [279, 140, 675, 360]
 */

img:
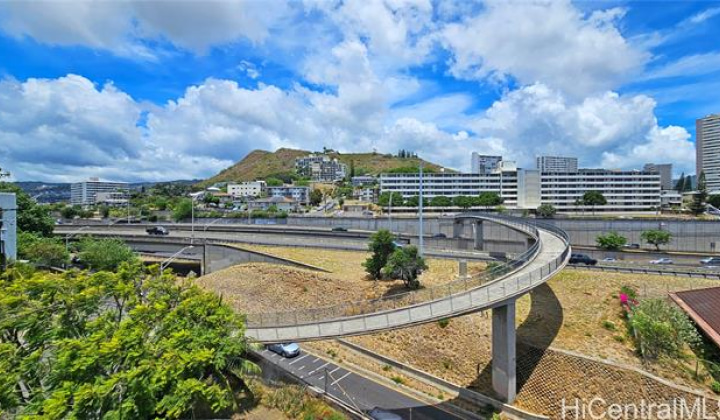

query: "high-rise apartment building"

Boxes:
[471, 153, 503, 174]
[697, 114, 720, 193]
[643, 163, 673, 190]
[70, 178, 129, 206]
[536, 156, 578, 173]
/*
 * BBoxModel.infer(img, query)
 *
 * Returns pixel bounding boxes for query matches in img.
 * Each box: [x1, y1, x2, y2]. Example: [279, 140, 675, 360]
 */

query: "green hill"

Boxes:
[201, 148, 454, 186]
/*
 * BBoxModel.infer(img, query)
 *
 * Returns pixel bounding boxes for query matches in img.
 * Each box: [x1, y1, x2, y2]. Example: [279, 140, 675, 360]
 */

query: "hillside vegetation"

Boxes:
[201, 148, 454, 186]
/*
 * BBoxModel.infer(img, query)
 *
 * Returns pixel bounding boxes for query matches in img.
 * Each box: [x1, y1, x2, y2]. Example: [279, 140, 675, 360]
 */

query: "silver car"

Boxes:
[366, 407, 403, 420]
[267, 342, 300, 358]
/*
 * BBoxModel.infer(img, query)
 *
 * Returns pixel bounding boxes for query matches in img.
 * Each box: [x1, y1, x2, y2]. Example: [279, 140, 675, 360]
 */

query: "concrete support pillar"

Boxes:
[458, 259, 468, 280]
[492, 300, 517, 403]
[453, 221, 464, 239]
[474, 221, 484, 250]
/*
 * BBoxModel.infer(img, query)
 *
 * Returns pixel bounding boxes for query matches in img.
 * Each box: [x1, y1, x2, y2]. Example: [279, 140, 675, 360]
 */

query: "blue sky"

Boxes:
[0, 0, 718, 182]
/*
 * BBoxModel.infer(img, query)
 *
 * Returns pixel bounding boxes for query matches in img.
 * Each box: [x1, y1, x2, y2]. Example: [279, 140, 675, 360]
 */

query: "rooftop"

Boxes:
[670, 286, 720, 349]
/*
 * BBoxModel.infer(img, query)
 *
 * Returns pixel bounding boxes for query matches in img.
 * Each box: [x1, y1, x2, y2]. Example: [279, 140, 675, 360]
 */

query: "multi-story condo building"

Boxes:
[536, 156, 578, 173]
[0, 192, 17, 264]
[70, 178, 129, 206]
[697, 114, 720, 193]
[351, 175, 376, 187]
[295, 154, 348, 182]
[470, 153, 502, 174]
[643, 163, 673, 190]
[380, 165, 661, 213]
[227, 181, 267, 198]
[540, 170, 661, 212]
[267, 185, 310, 204]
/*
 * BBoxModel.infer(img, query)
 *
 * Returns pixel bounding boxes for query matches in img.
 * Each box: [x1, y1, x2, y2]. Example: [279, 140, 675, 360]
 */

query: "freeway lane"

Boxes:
[256, 347, 468, 420]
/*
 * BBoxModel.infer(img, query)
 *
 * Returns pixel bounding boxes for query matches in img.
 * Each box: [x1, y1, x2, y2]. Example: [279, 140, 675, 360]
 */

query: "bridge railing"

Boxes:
[246, 214, 569, 329]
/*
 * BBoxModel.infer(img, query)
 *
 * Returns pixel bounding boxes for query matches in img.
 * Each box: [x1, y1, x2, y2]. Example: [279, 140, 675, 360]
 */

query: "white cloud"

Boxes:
[0, 0, 289, 55]
[469, 83, 695, 174]
[440, 0, 648, 98]
[644, 52, 720, 80]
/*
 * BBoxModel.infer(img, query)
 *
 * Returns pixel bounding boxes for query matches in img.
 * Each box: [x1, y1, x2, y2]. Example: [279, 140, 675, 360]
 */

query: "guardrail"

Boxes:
[567, 264, 720, 279]
[246, 214, 570, 330]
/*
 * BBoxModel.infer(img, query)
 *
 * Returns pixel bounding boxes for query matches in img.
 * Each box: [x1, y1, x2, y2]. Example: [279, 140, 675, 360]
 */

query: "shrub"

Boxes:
[630, 298, 701, 359]
[602, 320, 617, 331]
[382, 245, 428, 289]
[712, 381, 720, 394]
[438, 318, 451, 329]
[78, 238, 137, 271]
[620, 285, 638, 300]
[391, 376, 405, 385]
[362, 229, 396, 279]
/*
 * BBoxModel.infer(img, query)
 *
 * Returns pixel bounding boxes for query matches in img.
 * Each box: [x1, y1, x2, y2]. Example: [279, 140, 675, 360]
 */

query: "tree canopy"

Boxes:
[689, 171, 707, 216]
[362, 229, 396, 279]
[0, 262, 257, 418]
[78, 237, 138, 271]
[640, 229, 672, 251]
[0, 182, 54, 236]
[595, 231, 627, 251]
[383, 245, 427, 289]
[536, 204, 557, 218]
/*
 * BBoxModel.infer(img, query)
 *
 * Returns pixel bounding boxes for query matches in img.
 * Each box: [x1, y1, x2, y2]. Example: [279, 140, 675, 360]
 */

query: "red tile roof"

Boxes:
[670, 286, 720, 348]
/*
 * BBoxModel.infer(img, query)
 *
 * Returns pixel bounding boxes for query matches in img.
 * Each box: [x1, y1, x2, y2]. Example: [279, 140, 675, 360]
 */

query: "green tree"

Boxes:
[640, 229, 672, 251]
[675, 173, 686, 192]
[377, 192, 404, 207]
[689, 171, 708, 216]
[536, 204, 557, 218]
[429, 196, 452, 207]
[362, 229, 396, 279]
[309, 189, 324, 206]
[99, 205, 111, 218]
[17, 232, 69, 267]
[0, 183, 54, 236]
[476, 192, 503, 208]
[383, 245, 428, 289]
[582, 191, 607, 214]
[595, 231, 627, 251]
[708, 195, 720, 209]
[452, 195, 473, 210]
[404, 195, 428, 207]
[630, 298, 701, 359]
[265, 177, 283, 187]
[78, 238, 137, 271]
[173, 198, 193, 222]
[0, 262, 258, 418]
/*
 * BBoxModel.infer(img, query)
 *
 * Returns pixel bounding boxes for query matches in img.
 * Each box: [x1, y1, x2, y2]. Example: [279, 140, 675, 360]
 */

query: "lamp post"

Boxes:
[388, 192, 393, 234]
[203, 218, 223, 243]
[419, 162, 424, 257]
[189, 192, 203, 245]
[159, 245, 194, 276]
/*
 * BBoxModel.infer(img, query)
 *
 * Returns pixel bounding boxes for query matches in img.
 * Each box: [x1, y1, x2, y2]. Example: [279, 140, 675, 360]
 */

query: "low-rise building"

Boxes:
[71, 178, 129, 206]
[296, 154, 347, 182]
[660, 190, 682, 209]
[352, 187, 378, 203]
[0, 192, 17, 265]
[227, 181, 267, 198]
[267, 185, 310, 204]
[95, 191, 129, 207]
[351, 175, 376, 187]
[248, 196, 298, 212]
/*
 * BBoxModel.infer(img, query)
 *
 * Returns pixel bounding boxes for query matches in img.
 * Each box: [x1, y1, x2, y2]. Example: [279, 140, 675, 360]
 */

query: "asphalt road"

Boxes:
[257, 347, 467, 420]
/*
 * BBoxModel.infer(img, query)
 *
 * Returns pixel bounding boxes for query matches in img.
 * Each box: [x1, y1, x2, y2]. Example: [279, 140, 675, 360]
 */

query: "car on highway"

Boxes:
[700, 257, 720, 265]
[331, 226, 348, 232]
[431, 233, 447, 238]
[623, 243, 641, 249]
[650, 258, 673, 265]
[602, 257, 617, 262]
[267, 342, 300, 358]
[146, 226, 169, 236]
[365, 407, 403, 420]
[569, 254, 597, 265]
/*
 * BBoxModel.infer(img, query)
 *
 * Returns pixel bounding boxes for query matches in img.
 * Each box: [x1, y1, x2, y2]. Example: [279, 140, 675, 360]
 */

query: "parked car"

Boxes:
[331, 226, 348, 232]
[569, 254, 597, 265]
[623, 243, 640, 249]
[650, 258, 673, 265]
[700, 257, 720, 265]
[431, 233, 447, 239]
[267, 342, 300, 358]
[146, 226, 169, 236]
[365, 407, 403, 420]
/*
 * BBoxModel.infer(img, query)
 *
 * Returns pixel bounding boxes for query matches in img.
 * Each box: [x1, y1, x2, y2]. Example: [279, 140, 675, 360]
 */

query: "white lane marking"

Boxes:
[330, 371, 352, 386]
[308, 362, 329, 376]
[297, 365, 306, 371]
[329, 366, 342, 375]
[288, 354, 309, 365]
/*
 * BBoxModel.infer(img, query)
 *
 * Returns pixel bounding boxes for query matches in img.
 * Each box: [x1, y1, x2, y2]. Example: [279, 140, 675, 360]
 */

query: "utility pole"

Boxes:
[419, 162, 424, 256]
[388, 192, 393, 234]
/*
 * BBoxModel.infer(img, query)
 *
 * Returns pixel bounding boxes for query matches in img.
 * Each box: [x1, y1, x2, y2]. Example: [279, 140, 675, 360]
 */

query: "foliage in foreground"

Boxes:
[249, 381, 345, 420]
[630, 298, 701, 360]
[17, 231, 69, 267]
[0, 262, 258, 419]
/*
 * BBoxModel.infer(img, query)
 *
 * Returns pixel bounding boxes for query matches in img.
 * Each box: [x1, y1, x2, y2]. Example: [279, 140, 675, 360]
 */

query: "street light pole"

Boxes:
[388, 192, 393, 234]
[159, 245, 194, 276]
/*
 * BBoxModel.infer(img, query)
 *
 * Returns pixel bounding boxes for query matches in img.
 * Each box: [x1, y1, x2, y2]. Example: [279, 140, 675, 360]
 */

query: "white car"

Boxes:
[650, 258, 673, 265]
[602, 257, 617, 262]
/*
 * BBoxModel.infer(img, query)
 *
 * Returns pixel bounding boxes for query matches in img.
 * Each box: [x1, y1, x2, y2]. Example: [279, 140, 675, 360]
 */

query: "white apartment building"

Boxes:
[643, 163, 673, 190]
[95, 191, 129, 207]
[536, 156, 578, 173]
[295, 154, 348, 182]
[0, 192, 17, 264]
[267, 185, 310, 204]
[227, 181, 267, 198]
[471, 153, 503, 174]
[540, 170, 661, 212]
[697, 114, 720, 194]
[380, 167, 661, 212]
[70, 178, 129, 206]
